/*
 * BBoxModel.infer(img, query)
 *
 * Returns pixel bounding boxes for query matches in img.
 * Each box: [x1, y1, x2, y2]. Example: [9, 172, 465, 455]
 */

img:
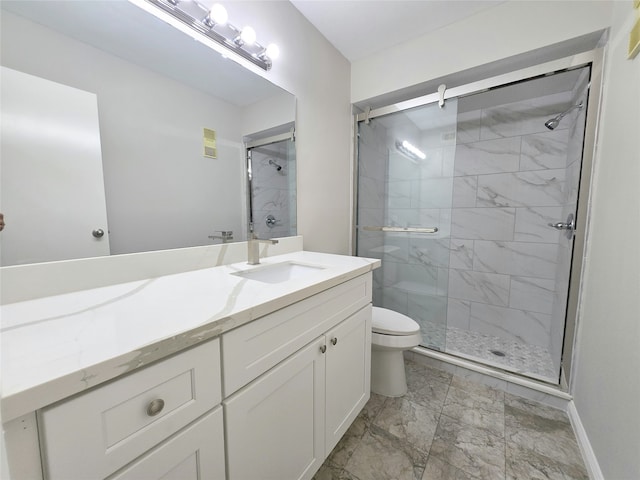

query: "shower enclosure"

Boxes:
[355, 60, 594, 384]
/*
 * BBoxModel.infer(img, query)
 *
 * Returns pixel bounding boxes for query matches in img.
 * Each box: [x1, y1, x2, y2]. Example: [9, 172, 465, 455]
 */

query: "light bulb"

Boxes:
[240, 26, 256, 46]
[207, 4, 227, 26]
[265, 43, 279, 60]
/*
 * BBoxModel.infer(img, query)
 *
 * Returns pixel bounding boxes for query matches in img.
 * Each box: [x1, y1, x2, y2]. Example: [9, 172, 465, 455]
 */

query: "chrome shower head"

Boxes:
[268, 159, 282, 171]
[545, 101, 583, 130]
[544, 118, 560, 130]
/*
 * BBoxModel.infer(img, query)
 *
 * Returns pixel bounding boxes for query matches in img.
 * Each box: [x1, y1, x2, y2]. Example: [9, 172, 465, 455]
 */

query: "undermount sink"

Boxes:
[231, 261, 326, 284]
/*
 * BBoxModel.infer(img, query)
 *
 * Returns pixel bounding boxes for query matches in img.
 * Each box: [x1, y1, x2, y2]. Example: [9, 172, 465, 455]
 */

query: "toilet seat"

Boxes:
[372, 306, 420, 336]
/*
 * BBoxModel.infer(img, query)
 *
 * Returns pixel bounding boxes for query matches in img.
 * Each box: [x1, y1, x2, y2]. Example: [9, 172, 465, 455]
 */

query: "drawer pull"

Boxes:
[331, 337, 338, 346]
[320, 345, 327, 354]
[146, 399, 165, 417]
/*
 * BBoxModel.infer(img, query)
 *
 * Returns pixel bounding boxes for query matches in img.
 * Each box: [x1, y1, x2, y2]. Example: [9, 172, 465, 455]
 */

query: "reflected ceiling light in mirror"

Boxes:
[395, 140, 426, 162]
[236, 26, 256, 46]
[263, 44, 280, 61]
[133, 0, 278, 70]
[206, 3, 228, 27]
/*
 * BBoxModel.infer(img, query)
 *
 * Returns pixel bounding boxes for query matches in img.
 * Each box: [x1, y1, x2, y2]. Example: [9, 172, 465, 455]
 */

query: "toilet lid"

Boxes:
[372, 307, 420, 335]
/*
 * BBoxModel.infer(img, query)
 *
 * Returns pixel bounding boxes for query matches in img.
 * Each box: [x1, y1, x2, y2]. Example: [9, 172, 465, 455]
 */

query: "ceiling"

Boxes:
[289, 0, 505, 62]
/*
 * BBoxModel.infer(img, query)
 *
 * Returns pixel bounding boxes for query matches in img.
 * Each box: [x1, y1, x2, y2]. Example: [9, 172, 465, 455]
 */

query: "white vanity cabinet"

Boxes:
[2, 260, 377, 480]
[223, 275, 372, 480]
[37, 339, 224, 480]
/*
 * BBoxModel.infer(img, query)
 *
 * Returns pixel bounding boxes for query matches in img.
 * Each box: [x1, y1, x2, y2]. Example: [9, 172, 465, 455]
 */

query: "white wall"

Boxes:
[352, 1, 613, 104]
[571, 2, 640, 478]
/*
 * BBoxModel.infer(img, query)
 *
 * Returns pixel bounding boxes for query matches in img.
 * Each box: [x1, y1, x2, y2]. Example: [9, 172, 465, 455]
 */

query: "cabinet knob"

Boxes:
[320, 345, 327, 354]
[146, 398, 165, 417]
[331, 337, 338, 346]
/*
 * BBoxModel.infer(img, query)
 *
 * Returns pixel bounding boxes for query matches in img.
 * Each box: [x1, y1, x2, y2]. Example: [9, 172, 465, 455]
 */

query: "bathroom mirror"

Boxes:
[0, 1, 296, 266]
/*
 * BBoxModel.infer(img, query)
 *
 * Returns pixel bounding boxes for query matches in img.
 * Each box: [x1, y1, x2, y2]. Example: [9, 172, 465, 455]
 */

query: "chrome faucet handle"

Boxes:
[265, 215, 281, 228]
[208, 230, 234, 243]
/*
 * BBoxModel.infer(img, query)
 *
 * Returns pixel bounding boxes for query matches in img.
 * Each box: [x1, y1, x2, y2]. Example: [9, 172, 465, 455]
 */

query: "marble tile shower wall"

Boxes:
[448, 90, 580, 356]
[251, 142, 296, 240]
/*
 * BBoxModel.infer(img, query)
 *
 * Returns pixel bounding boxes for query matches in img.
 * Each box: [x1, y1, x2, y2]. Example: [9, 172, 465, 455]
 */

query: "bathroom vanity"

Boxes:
[1, 250, 380, 480]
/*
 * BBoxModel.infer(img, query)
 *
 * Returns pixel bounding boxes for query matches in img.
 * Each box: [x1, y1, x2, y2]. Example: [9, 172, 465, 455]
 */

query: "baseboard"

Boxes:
[567, 401, 604, 480]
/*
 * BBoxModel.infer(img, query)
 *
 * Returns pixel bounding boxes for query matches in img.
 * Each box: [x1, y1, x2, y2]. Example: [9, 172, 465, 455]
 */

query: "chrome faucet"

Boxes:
[247, 233, 279, 265]
[208, 230, 234, 243]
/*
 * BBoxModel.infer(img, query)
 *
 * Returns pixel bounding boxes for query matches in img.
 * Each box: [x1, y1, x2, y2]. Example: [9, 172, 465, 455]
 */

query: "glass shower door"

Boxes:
[356, 99, 458, 352]
[356, 66, 591, 384]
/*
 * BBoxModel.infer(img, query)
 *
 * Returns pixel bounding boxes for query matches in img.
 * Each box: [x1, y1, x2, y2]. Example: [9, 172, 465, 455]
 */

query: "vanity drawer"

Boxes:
[39, 339, 221, 480]
[222, 273, 371, 395]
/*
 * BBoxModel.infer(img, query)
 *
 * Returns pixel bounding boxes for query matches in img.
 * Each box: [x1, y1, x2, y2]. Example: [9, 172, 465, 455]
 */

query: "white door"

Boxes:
[224, 337, 326, 480]
[0, 66, 110, 266]
[325, 305, 372, 454]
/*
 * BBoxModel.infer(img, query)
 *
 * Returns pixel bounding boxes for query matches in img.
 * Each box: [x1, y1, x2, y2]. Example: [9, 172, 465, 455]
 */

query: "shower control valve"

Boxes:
[265, 215, 281, 228]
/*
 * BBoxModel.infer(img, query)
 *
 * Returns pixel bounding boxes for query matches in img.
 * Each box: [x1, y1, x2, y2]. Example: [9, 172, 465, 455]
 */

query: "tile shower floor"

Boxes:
[314, 359, 588, 480]
[421, 322, 557, 383]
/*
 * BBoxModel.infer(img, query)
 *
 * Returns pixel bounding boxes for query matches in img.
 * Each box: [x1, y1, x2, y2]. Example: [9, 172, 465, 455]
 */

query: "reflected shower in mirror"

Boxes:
[0, 1, 296, 267]
[245, 124, 297, 240]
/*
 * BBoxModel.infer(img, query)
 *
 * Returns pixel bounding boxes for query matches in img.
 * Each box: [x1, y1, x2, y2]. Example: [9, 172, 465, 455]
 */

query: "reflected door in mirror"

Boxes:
[0, 67, 110, 266]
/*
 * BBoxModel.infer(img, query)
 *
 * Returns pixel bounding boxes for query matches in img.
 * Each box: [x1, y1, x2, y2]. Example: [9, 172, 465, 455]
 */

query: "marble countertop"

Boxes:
[1, 251, 380, 422]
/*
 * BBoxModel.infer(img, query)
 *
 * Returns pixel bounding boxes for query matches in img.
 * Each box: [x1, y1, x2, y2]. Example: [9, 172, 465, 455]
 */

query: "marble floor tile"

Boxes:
[404, 360, 452, 411]
[318, 358, 588, 480]
[504, 393, 570, 424]
[430, 415, 506, 480]
[505, 403, 584, 468]
[359, 392, 389, 427]
[506, 442, 589, 480]
[449, 374, 505, 405]
[422, 455, 481, 480]
[313, 462, 359, 480]
[441, 385, 505, 439]
[344, 428, 427, 480]
[373, 397, 441, 454]
[326, 393, 389, 468]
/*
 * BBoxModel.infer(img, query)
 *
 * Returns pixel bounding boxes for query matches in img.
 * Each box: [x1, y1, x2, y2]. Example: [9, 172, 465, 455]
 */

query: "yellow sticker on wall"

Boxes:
[630, 17, 640, 60]
[203, 128, 217, 158]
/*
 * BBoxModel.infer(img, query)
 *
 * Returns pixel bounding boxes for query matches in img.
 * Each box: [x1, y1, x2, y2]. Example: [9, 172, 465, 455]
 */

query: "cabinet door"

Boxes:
[108, 408, 225, 480]
[325, 305, 372, 454]
[225, 337, 326, 480]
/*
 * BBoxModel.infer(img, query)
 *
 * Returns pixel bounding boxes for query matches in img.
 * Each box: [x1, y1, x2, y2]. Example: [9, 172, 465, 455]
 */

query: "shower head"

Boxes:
[544, 101, 583, 130]
[268, 159, 282, 171]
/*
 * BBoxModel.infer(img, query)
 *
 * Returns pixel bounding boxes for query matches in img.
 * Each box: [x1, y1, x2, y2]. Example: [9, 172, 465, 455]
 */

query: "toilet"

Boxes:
[370, 306, 423, 397]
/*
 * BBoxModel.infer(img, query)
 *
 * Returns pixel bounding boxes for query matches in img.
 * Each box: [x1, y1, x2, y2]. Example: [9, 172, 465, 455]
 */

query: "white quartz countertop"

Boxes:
[1, 251, 380, 422]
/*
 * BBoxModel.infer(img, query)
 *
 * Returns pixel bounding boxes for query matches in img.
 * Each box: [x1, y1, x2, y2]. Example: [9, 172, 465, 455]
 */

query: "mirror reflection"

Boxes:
[0, 0, 296, 267]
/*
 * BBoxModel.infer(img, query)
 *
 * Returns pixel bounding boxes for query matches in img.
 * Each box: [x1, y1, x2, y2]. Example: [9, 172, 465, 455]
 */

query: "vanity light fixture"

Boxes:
[395, 140, 426, 162]
[138, 0, 279, 70]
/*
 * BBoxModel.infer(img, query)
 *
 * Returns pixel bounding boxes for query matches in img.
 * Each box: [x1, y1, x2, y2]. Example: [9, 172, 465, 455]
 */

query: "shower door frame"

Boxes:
[352, 48, 604, 389]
